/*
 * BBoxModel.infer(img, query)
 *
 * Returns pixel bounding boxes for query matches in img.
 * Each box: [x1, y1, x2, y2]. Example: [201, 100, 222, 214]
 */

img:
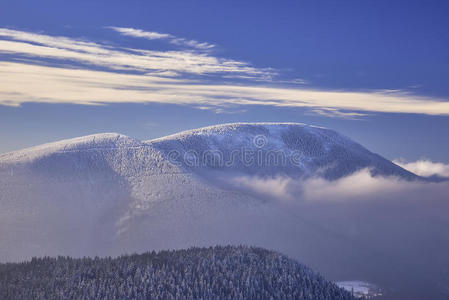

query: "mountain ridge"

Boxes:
[0, 122, 420, 180]
[1, 122, 417, 179]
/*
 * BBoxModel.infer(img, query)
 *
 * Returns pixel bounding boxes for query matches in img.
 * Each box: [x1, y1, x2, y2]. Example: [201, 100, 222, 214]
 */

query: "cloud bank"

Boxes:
[394, 159, 449, 177]
[1, 28, 449, 116]
[226, 166, 449, 203]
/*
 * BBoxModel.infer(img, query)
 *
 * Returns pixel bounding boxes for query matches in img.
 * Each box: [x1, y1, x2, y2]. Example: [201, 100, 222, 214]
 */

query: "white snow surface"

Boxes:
[0, 123, 418, 262]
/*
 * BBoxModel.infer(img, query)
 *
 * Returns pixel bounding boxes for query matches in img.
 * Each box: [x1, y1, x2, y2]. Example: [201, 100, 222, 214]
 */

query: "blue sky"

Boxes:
[1, 0, 449, 163]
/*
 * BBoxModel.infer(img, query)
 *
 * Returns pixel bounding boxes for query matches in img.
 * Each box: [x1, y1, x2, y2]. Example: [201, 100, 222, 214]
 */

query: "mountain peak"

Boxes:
[149, 122, 327, 143]
[0, 133, 141, 164]
[148, 122, 417, 180]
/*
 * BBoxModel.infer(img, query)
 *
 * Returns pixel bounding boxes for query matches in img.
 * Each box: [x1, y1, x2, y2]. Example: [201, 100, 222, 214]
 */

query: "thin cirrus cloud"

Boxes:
[108, 27, 215, 50]
[0, 28, 271, 77]
[1, 27, 449, 116]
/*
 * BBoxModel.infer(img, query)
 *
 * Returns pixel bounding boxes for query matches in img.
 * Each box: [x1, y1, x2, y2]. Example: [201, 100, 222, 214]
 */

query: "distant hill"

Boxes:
[0, 245, 354, 300]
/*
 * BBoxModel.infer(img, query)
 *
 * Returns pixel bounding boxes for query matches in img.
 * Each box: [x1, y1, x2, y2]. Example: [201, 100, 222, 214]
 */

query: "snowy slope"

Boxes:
[0, 131, 257, 261]
[0, 123, 419, 261]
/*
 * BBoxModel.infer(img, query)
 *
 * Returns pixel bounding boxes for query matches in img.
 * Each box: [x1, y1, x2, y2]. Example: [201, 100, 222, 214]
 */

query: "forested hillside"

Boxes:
[0, 245, 354, 299]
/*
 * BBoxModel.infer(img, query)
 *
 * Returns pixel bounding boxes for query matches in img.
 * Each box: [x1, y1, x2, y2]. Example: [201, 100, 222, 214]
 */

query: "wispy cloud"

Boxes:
[1, 28, 449, 116]
[108, 26, 215, 50]
[108, 27, 172, 40]
[309, 108, 367, 119]
[0, 28, 268, 77]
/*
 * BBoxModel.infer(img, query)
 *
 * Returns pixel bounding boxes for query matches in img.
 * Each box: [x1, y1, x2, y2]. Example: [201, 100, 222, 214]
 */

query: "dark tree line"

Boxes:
[0, 245, 355, 299]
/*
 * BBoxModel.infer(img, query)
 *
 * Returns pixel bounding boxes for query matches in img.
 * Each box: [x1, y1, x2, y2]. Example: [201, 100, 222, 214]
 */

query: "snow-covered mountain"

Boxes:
[149, 123, 417, 180]
[0, 123, 418, 262]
